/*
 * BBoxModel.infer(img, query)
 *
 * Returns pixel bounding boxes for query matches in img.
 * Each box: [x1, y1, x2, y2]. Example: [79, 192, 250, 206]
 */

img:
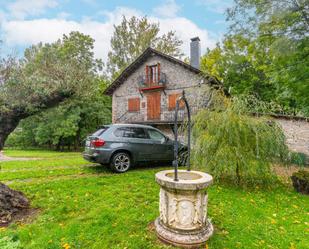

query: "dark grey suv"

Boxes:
[83, 124, 179, 173]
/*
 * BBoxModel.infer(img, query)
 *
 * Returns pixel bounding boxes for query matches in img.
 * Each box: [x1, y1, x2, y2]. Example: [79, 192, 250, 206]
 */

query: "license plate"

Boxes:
[86, 140, 91, 146]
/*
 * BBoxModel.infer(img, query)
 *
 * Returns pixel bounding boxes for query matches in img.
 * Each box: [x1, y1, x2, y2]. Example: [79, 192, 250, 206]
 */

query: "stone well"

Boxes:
[154, 169, 213, 248]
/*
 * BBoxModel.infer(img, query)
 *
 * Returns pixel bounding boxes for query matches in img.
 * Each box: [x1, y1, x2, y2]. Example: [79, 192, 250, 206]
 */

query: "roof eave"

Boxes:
[103, 47, 221, 95]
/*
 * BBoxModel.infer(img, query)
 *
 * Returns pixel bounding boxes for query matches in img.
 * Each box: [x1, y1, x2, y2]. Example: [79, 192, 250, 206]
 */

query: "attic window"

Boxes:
[128, 98, 140, 112]
[146, 63, 160, 85]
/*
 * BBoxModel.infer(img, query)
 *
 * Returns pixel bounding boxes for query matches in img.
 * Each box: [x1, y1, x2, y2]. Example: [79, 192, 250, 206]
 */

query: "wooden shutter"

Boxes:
[128, 98, 140, 112]
[168, 93, 185, 111]
[157, 63, 160, 82]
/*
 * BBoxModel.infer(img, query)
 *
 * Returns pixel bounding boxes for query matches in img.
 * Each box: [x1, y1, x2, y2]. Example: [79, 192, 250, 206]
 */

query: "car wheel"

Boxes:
[110, 152, 131, 173]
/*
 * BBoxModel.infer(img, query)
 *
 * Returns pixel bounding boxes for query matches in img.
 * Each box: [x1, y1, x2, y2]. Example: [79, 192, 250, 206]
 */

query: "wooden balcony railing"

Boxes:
[115, 106, 201, 124]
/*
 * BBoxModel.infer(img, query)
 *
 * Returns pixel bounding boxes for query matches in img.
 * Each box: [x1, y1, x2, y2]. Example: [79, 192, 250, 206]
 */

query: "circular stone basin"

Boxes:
[166, 171, 202, 180]
[154, 169, 214, 248]
[155, 170, 213, 191]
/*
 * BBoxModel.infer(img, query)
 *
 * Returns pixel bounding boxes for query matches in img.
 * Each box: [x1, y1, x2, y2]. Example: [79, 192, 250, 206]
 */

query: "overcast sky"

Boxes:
[0, 0, 233, 61]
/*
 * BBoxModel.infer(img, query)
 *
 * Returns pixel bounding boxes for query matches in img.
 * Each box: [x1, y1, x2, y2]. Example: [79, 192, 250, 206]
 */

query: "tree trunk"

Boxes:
[236, 163, 241, 186]
[56, 140, 61, 151]
[0, 111, 24, 151]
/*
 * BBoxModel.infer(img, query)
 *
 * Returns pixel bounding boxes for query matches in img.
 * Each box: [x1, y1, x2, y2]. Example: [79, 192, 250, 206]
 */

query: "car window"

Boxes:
[130, 127, 148, 139]
[92, 128, 107, 137]
[114, 127, 148, 139]
[147, 129, 166, 142]
[114, 128, 124, 137]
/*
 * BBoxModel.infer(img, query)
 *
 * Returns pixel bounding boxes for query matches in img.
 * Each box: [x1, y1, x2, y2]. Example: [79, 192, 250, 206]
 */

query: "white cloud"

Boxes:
[1, 7, 141, 61]
[150, 16, 216, 55]
[8, 0, 58, 19]
[2, 18, 112, 61]
[153, 0, 181, 18]
[57, 12, 71, 20]
[196, 0, 232, 14]
[1, 5, 216, 62]
[99, 7, 142, 24]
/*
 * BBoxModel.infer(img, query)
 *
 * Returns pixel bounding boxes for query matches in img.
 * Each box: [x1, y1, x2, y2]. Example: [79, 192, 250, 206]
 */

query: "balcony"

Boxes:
[138, 72, 167, 91]
[115, 105, 201, 124]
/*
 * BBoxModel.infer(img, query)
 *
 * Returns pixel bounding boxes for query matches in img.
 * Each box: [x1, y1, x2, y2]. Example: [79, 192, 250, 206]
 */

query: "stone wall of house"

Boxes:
[275, 118, 309, 157]
[112, 54, 212, 123]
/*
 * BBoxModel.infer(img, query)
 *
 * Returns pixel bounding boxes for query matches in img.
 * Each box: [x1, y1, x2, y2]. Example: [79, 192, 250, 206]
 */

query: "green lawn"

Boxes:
[0, 149, 308, 249]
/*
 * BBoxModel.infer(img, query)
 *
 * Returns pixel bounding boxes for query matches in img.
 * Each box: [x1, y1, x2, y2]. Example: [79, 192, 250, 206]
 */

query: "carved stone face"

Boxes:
[177, 200, 194, 226]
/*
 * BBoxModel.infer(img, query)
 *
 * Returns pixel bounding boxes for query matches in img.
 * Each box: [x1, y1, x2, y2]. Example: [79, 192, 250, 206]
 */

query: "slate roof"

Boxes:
[104, 47, 220, 95]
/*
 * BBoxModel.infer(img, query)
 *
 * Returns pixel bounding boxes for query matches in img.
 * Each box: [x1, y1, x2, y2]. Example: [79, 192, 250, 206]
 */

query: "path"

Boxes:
[0, 151, 39, 162]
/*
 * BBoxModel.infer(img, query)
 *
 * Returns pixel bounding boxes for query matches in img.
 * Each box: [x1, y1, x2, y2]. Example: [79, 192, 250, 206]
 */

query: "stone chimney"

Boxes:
[190, 37, 201, 69]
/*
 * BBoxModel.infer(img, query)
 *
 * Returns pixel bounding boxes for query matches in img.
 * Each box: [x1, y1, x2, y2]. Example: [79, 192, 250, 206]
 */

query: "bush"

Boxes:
[291, 170, 309, 194]
[192, 96, 289, 187]
[290, 152, 308, 167]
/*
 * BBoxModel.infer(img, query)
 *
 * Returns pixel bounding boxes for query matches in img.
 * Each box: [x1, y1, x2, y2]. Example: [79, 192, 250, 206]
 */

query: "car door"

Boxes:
[146, 128, 174, 161]
[114, 127, 153, 162]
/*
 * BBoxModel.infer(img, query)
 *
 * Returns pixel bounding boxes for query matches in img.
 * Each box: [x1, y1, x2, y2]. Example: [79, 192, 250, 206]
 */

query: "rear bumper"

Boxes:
[83, 149, 111, 164]
[83, 153, 98, 163]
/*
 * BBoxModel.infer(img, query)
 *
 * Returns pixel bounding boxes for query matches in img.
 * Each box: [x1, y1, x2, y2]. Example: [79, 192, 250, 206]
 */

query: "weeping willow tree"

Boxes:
[191, 95, 289, 186]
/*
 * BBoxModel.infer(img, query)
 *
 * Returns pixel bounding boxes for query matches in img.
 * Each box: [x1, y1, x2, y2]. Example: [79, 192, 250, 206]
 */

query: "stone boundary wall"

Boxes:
[274, 118, 309, 158]
[155, 116, 309, 163]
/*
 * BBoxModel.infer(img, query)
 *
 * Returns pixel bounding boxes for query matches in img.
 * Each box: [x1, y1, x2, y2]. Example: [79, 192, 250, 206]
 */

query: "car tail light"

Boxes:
[91, 138, 105, 147]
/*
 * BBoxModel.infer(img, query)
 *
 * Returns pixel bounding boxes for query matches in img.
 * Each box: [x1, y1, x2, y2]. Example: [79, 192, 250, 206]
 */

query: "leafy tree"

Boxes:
[228, 0, 308, 38]
[192, 94, 289, 187]
[6, 81, 111, 150]
[201, 0, 309, 116]
[201, 35, 274, 100]
[0, 31, 102, 150]
[4, 116, 38, 148]
[107, 16, 183, 78]
[0, 32, 107, 215]
[228, 0, 309, 115]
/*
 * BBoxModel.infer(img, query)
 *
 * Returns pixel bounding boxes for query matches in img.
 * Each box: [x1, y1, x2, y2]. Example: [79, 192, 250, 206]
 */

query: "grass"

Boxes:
[4, 149, 80, 158]
[0, 149, 308, 249]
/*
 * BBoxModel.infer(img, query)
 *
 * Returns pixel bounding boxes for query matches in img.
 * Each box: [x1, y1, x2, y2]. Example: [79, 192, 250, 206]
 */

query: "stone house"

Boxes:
[104, 37, 219, 136]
